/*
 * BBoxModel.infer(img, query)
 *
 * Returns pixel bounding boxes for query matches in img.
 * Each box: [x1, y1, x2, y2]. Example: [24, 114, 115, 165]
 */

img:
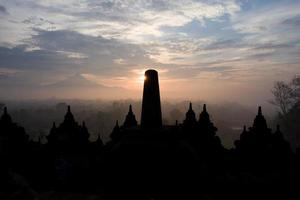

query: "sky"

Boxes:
[0, 0, 300, 104]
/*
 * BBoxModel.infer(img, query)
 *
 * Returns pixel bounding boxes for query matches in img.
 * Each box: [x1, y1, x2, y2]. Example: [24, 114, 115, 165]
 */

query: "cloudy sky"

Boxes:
[0, 0, 299, 104]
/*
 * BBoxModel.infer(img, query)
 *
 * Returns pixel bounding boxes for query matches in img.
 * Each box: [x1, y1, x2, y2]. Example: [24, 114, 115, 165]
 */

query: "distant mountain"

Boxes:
[42, 74, 136, 99]
[0, 74, 138, 100]
[46, 74, 105, 87]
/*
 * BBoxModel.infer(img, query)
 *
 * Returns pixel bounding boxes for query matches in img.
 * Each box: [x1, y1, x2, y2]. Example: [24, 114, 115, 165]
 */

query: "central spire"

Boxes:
[141, 69, 162, 129]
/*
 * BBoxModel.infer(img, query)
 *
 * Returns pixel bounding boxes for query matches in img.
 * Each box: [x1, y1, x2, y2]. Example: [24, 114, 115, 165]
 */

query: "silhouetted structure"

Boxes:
[47, 105, 90, 152]
[141, 69, 162, 129]
[1, 70, 299, 200]
[183, 102, 197, 128]
[234, 106, 292, 171]
[122, 105, 138, 128]
[182, 103, 223, 163]
[0, 107, 28, 145]
[0, 107, 29, 166]
[109, 120, 121, 141]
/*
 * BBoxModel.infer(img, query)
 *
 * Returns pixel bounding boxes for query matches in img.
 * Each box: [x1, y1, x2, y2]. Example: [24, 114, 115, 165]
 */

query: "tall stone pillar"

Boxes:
[141, 69, 162, 129]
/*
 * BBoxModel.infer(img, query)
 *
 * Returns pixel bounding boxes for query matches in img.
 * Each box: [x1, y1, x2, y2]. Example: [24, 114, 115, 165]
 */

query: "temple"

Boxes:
[47, 105, 90, 152]
[0, 107, 28, 147]
[183, 102, 197, 128]
[122, 105, 138, 129]
[234, 106, 292, 169]
[0, 69, 296, 199]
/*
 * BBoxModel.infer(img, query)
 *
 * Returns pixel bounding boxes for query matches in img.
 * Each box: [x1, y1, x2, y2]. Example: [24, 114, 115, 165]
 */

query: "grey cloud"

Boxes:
[162, 65, 234, 79]
[200, 40, 291, 52]
[87, 0, 169, 12]
[30, 30, 154, 72]
[251, 43, 293, 50]
[202, 39, 242, 50]
[195, 58, 244, 66]
[282, 15, 300, 26]
[32, 29, 126, 53]
[247, 52, 275, 60]
[22, 16, 55, 26]
[0, 45, 84, 70]
[0, 72, 34, 87]
[0, 5, 8, 15]
[0, 29, 157, 87]
[0, 0, 241, 50]
[244, 42, 298, 61]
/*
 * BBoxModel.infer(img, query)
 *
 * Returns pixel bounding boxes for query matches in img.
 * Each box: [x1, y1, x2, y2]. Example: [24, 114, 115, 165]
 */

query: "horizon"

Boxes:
[0, 93, 278, 149]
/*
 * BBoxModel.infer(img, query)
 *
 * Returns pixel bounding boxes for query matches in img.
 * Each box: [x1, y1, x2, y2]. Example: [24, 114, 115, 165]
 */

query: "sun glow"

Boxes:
[137, 75, 146, 84]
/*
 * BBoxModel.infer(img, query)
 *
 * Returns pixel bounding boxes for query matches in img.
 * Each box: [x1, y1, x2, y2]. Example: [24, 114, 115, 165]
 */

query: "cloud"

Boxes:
[0, 68, 21, 77]
[0, 29, 158, 89]
[281, 15, 300, 26]
[0, 0, 300, 102]
[202, 39, 241, 50]
[0, 0, 242, 66]
[1, 0, 241, 45]
[30, 29, 155, 70]
[0, 5, 8, 15]
[232, 1, 300, 43]
[0, 45, 84, 70]
[164, 65, 235, 79]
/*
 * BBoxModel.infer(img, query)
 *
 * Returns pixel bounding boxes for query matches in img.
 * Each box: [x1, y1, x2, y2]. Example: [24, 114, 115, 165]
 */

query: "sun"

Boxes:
[137, 75, 147, 83]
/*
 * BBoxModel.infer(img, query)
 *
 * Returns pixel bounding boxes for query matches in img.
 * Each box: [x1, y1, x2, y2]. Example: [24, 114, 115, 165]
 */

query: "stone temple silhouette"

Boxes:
[1, 69, 298, 200]
[141, 69, 162, 129]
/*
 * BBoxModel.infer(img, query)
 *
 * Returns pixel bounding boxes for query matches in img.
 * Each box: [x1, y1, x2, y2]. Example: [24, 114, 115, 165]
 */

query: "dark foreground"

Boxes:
[0, 105, 300, 200]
